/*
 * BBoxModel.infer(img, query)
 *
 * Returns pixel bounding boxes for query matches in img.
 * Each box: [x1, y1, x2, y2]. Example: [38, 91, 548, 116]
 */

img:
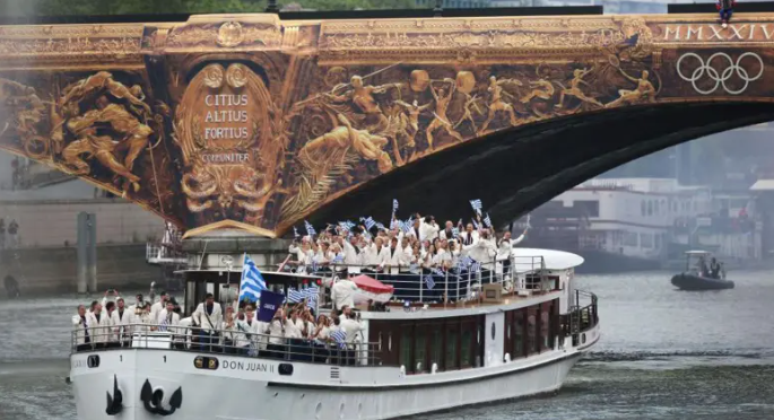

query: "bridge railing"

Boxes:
[71, 323, 381, 367]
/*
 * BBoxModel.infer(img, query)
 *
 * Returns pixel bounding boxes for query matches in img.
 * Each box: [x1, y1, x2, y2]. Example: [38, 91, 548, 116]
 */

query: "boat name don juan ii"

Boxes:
[68, 247, 599, 420]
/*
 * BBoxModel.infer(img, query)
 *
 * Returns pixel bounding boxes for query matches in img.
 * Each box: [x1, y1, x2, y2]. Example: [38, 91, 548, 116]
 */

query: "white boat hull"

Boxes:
[70, 331, 597, 420]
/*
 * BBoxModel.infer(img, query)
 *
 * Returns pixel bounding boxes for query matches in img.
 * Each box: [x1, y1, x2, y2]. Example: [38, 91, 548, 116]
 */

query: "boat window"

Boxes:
[431, 329, 443, 371]
[527, 310, 538, 355]
[415, 329, 427, 373]
[541, 307, 550, 351]
[446, 326, 458, 370]
[461, 330, 472, 368]
[513, 310, 525, 359]
[400, 329, 413, 373]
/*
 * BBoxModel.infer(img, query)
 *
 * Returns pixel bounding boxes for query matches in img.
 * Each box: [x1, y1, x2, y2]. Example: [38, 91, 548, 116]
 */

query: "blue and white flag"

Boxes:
[451, 227, 460, 238]
[392, 198, 399, 212]
[472, 219, 480, 230]
[470, 261, 481, 272]
[239, 255, 267, 303]
[363, 217, 376, 230]
[401, 219, 412, 233]
[158, 317, 168, 332]
[304, 220, 316, 236]
[330, 329, 347, 349]
[375, 222, 385, 231]
[457, 255, 474, 272]
[470, 199, 483, 213]
[346, 221, 357, 230]
[431, 267, 445, 277]
[390, 219, 399, 230]
[424, 274, 436, 290]
[483, 213, 492, 228]
[287, 286, 319, 309]
[332, 254, 345, 264]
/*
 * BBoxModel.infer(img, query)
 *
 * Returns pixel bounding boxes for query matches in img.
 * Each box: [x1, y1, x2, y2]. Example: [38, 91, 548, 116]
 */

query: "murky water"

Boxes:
[2, 271, 774, 419]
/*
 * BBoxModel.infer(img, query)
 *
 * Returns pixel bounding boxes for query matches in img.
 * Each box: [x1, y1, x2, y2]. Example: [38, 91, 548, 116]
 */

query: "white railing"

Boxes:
[71, 323, 381, 367]
[280, 255, 550, 306]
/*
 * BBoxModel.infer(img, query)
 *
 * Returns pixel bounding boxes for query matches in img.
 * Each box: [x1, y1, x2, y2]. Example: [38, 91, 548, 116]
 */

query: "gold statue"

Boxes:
[327, 75, 402, 131]
[479, 76, 520, 134]
[299, 114, 392, 174]
[454, 93, 483, 134]
[520, 79, 555, 103]
[555, 68, 603, 109]
[0, 79, 48, 157]
[605, 69, 656, 108]
[394, 99, 431, 164]
[54, 72, 155, 193]
[426, 78, 464, 150]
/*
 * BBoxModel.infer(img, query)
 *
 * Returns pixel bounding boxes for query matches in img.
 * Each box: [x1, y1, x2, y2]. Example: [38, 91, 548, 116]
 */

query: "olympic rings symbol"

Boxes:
[676, 52, 764, 95]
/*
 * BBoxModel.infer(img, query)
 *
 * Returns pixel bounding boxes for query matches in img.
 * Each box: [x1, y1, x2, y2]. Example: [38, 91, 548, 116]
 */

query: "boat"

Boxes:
[671, 250, 735, 291]
[68, 248, 599, 420]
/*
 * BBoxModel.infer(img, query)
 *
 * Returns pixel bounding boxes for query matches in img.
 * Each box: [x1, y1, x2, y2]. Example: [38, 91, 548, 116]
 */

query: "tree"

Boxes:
[30, 0, 417, 15]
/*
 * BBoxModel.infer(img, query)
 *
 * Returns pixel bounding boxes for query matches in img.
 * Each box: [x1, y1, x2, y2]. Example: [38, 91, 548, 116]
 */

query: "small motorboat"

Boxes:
[671, 250, 735, 291]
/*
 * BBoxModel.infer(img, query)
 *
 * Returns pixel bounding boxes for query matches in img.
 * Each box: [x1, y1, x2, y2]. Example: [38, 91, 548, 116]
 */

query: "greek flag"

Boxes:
[375, 222, 385, 231]
[393, 199, 399, 212]
[424, 274, 436, 290]
[458, 255, 474, 272]
[401, 219, 412, 233]
[470, 199, 483, 212]
[451, 227, 460, 238]
[470, 261, 481, 272]
[239, 255, 267, 303]
[363, 217, 376, 230]
[287, 286, 319, 309]
[304, 220, 316, 236]
[346, 221, 356, 230]
[483, 213, 492, 228]
[332, 254, 345, 264]
[330, 329, 347, 349]
[431, 267, 445, 276]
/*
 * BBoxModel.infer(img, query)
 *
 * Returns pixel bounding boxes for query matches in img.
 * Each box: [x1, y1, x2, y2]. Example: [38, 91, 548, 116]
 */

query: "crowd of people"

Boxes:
[286, 212, 527, 299]
[72, 290, 367, 364]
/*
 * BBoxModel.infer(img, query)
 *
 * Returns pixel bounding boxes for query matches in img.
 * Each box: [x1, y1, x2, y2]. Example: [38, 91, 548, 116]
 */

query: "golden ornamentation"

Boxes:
[203, 65, 225, 89]
[217, 22, 245, 48]
[4, 12, 765, 236]
[226, 63, 248, 89]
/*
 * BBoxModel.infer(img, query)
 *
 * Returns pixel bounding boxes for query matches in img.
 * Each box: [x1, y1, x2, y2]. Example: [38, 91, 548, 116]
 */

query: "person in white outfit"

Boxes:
[86, 302, 111, 349]
[111, 297, 133, 346]
[149, 291, 169, 324]
[192, 293, 223, 352]
[158, 300, 182, 348]
[72, 305, 91, 351]
[331, 277, 358, 312]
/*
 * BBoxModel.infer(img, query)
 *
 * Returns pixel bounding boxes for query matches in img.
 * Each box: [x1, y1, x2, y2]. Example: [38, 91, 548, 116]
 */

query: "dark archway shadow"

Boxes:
[308, 102, 774, 227]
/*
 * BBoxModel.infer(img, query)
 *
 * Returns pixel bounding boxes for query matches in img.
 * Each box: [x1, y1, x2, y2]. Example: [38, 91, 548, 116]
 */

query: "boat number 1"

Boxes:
[120, 355, 122, 362]
[163, 355, 167, 363]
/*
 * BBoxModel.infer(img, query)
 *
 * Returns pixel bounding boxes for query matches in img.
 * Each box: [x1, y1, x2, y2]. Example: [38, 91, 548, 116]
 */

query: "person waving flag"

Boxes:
[239, 255, 267, 303]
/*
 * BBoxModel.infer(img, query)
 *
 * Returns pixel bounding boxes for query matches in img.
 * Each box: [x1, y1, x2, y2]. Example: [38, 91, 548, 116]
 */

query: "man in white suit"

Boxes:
[86, 302, 111, 349]
[192, 293, 223, 352]
[150, 291, 169, 324]
[111, 297, 133, 347]
[72, 305, 91, 351]
[158, 300, 183, 348]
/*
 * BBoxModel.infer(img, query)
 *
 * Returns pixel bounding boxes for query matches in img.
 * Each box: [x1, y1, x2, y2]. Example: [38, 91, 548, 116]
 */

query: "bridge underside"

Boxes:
[2, 13, 774, 237]
[312, 102, 774, 227]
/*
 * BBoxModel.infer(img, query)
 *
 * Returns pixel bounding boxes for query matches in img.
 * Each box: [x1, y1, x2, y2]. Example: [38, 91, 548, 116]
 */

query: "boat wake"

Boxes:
[582, 349, 774, 363]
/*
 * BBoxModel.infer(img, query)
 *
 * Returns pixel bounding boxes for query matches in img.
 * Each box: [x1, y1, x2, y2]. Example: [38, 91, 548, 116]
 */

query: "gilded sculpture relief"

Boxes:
[0, 13, 769, 236]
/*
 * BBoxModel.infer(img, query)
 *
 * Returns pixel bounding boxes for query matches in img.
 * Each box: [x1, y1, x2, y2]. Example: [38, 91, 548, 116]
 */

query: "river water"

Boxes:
[1, 271, 774, 420]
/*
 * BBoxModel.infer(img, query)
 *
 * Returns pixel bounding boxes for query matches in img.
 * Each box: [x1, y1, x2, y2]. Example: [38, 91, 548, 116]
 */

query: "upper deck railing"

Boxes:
[281, 254, 554, 307]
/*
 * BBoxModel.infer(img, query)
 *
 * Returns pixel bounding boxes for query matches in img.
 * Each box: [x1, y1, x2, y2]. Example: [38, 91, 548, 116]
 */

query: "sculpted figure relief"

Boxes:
[53, 71, 160, 194]
[0, 79, 48, 157]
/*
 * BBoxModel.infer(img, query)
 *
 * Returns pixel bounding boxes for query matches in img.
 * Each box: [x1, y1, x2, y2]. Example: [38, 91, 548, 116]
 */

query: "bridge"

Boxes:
[1, 9, 773, 238]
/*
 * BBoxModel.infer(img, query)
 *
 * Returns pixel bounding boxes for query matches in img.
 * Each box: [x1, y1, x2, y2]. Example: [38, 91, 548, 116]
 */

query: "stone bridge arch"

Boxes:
[0, 13, 773, 236]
